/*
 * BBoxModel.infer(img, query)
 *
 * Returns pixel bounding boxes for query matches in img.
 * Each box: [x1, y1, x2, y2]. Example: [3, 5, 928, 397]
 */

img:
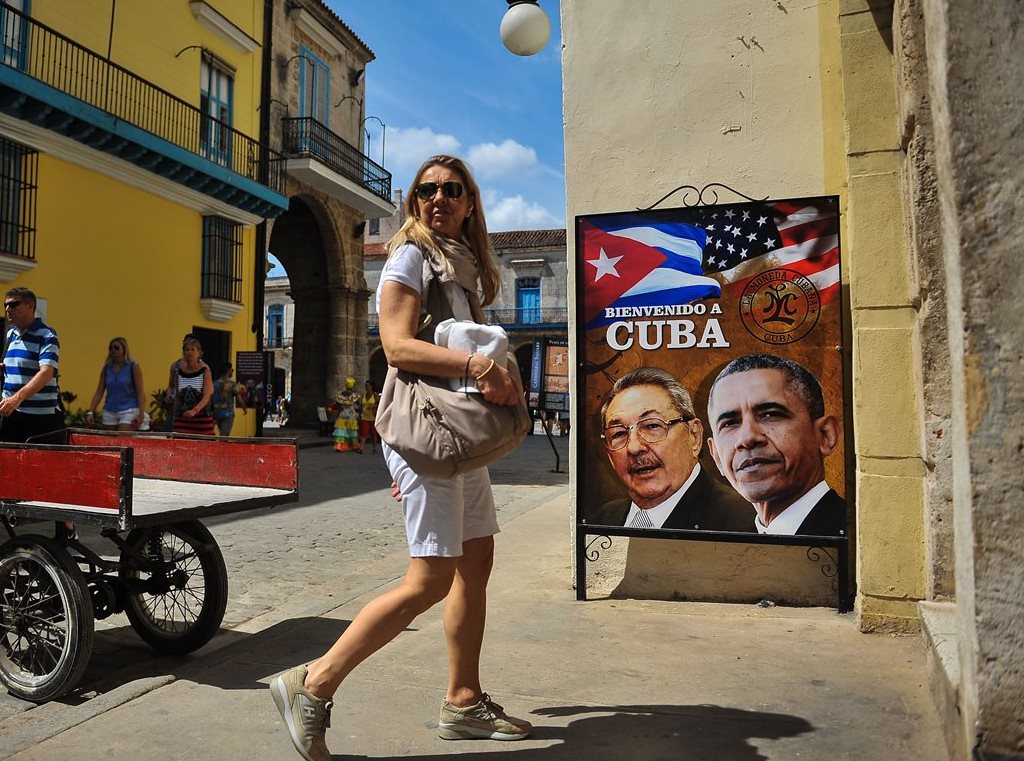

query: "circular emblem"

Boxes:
[739, 268, 821, 344]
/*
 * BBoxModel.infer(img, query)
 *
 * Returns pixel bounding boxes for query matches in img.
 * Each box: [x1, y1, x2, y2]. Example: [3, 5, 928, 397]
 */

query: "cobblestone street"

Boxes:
[0, 433, 569, 725]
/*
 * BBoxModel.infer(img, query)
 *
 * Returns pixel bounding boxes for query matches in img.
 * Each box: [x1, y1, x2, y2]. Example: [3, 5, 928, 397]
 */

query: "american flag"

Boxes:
[579, 198, 840, 330]
[697, 199, 841, 304]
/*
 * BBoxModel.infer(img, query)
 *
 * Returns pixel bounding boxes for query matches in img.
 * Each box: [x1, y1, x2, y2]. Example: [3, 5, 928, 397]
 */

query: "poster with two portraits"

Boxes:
[576, 195, 847, 542]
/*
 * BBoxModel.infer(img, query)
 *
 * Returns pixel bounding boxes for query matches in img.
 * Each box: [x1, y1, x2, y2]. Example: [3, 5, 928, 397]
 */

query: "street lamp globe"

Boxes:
[500, 1, 551, 56]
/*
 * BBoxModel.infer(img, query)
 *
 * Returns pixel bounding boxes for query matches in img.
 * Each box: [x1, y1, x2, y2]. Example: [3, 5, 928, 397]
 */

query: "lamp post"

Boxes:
[500, 0, 551, 56]
[360, 115, 386, 167]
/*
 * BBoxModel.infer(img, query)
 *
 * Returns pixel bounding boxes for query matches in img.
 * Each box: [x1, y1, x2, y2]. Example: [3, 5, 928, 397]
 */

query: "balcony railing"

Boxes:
[281, 117, 391, 202]
[0, 2, 283, 194]
[484, 307, 568, 326]
[367, 307, 568, 333]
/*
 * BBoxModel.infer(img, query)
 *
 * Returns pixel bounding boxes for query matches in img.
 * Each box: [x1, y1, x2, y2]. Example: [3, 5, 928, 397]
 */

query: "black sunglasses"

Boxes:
[414, 181, 464, 201]
[3, 300, 20, 309]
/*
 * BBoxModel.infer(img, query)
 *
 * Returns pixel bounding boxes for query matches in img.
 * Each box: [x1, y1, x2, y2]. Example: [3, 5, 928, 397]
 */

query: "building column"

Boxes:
[325, 283, 371, 399]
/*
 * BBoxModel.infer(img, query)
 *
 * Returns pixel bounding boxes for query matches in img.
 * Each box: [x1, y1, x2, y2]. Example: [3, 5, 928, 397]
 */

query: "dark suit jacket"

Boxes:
[795, 489, 847, 537]
[589, 466, 755, 532]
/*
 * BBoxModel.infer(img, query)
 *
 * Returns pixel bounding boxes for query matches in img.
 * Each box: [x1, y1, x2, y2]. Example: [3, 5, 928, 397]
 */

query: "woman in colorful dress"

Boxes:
[332, 376, 361, 452]
[86, 336, 146, 430]
[170, 336, 214, 435]
[358, 380, 379, 454]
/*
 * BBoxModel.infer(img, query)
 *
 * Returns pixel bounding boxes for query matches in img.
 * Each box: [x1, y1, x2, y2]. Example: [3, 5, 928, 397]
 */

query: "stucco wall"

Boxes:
[562, 0, 843, 605]
[923, 0, 1024, 755]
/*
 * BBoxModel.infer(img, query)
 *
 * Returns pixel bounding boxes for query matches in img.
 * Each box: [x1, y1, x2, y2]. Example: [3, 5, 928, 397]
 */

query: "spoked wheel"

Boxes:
[118, 520, 228, 654]
[0, 535, 95, 702]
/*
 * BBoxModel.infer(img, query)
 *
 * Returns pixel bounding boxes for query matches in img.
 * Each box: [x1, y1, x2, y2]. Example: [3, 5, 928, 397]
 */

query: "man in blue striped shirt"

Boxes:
[1, 287, 63, 443]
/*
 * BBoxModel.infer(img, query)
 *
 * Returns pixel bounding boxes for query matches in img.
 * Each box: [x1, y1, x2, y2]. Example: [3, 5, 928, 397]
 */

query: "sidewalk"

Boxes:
[0, 488, 946, 760]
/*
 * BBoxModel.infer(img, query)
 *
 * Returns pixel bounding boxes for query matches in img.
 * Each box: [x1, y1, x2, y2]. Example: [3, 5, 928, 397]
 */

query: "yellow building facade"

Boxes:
[0, 0, 287, 434]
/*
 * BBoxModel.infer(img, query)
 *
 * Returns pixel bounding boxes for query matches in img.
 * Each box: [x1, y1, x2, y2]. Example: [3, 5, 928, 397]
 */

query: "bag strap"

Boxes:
[417, 256, 459, 345]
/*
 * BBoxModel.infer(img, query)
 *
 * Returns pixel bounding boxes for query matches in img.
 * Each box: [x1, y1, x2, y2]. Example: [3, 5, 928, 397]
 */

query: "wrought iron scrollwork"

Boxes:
[807, 546, 840, 590]
[585, 534, 613, 562]
[637, 183, 768, 212]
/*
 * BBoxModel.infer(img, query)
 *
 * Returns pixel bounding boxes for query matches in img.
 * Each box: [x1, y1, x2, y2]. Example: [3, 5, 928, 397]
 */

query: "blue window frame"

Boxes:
[200, 54, 234, 166]
[298, 47, 330, 126]
[267, 305, 284, 348]
[0, 0, 28, 71]
[516, 277, 541, 324]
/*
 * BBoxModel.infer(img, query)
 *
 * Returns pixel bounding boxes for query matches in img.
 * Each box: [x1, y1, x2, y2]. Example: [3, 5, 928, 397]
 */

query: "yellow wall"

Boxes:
[835, 1, 926, 631]
[30, 0, 263, 137]
[5, 0, 268, 437]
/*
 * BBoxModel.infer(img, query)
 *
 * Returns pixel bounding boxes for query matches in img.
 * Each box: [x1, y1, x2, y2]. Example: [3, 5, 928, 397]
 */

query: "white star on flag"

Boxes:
[587, 247, 623, 281]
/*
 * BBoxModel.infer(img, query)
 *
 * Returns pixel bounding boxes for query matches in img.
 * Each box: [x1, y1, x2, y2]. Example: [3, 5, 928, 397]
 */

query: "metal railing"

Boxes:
[0, 136, 37, 260]
[367, 307, 568, 331]
[281, 116, 391, 202]
[483, 307, 569, 326]
[0, 3, 283, 192]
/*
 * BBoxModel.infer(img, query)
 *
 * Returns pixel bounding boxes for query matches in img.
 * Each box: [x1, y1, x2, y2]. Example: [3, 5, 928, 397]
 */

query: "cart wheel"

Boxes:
[0, 535, 95, 702]
[118, 520, 228, 654]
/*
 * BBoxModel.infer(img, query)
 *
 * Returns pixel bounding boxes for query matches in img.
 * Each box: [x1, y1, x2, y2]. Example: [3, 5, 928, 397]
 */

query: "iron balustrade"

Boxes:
[0, 136, 37, 260]
[483, 307, 568, 326]
[367, 308, 566, 334]
[0, 3, 283, 192]
[281, 117, 391, 202]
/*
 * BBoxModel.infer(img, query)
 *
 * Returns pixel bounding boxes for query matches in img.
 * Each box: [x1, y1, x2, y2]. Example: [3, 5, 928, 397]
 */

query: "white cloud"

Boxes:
[467, 139, 538, 179]
[381, 127, 461, 175]
[486, 194, 562, 231]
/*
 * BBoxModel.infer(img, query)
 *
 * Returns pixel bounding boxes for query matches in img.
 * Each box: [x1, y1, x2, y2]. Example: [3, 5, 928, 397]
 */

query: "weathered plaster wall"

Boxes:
[562, 0, 840, 605]
[922, 0, 1024, 756]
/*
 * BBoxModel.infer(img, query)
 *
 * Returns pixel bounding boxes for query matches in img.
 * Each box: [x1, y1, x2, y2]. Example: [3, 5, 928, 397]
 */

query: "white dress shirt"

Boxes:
[624, 463, 702, 529]
[754, 480, 830, 535]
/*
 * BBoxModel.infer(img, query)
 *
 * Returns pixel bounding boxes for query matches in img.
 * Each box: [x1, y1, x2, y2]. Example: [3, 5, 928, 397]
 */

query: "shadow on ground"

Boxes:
[72, 618, 811, 761]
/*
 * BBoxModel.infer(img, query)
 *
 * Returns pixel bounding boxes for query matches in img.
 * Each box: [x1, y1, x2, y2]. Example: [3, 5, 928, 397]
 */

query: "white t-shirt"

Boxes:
[376, 243, 475, 321]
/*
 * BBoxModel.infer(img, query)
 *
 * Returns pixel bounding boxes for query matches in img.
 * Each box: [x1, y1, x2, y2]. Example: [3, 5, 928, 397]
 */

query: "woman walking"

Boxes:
[270, 155, 530, 760]
[86, 337, 145, 430]
[169, 336, 214, 435]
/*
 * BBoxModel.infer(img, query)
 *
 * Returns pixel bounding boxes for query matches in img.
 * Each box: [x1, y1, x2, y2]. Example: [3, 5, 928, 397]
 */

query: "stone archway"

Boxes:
[268, 195, 369, 427]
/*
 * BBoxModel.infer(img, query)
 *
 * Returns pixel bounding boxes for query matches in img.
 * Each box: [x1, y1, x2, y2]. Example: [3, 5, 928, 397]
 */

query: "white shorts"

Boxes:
[382, 442, 499, 557]
[102, 407, 139, 426]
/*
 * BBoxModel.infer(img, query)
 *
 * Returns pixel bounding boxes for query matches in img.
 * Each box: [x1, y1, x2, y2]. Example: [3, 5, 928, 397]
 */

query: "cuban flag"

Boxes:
[581, 215, 721, 328]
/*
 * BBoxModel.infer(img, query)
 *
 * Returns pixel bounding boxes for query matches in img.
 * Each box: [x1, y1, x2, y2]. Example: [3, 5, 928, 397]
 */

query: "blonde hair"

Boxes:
[386, 155, 500, 306]
[106, 336, 132, 364]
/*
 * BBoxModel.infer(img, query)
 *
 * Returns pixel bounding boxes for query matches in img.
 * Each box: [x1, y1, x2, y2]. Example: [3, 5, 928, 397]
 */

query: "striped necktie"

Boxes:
[629, 509, 654, 528]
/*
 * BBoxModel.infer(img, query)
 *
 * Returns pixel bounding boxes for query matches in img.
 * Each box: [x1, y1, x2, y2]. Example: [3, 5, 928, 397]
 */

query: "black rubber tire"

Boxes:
[118, 520, 228, 654]
[0, 535, 95, 702]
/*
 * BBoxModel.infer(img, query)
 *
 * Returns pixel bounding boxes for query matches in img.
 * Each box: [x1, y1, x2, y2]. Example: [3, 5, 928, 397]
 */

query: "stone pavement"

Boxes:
[0, 433, 948, 760]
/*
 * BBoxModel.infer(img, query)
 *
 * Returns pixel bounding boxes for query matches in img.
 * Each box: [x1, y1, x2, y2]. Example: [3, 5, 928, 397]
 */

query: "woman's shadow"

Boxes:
[336, 702, 813, 761]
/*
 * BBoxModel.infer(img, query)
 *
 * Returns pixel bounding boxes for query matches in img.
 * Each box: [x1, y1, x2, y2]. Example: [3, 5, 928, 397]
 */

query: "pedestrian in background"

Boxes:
[332, 377, 361, 452]
[169, 336, 214, 435]
[358, 379, 378, 454]
[211, 362, 247, 437]
[86, 336, 145, 430]
[270, 155, 530, 761]
[1, 287, 62, 443]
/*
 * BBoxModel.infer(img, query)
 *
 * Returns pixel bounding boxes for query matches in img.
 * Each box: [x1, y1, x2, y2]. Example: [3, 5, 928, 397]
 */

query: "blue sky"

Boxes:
[268, 1, 565, 276]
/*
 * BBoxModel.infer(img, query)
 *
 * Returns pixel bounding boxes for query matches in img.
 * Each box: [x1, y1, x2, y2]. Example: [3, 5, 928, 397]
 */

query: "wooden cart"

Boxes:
[0, 429, 298, 702]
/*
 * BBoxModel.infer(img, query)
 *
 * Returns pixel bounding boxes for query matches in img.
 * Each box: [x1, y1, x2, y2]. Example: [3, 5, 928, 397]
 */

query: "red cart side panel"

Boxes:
[0, 447, 124, 509]
[67, 433, 298, 490]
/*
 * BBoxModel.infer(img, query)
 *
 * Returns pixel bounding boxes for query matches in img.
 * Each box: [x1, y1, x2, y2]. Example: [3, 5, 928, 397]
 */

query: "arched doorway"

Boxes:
[268, 195, 369, 427]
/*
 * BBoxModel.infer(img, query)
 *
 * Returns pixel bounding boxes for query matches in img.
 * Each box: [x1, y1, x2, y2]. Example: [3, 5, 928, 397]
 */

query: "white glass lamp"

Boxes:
[500, 1, 551, 56]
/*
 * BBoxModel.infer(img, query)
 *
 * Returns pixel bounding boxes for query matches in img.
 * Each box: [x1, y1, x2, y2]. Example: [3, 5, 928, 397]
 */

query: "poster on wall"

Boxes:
[575, 196, 848, 539]
[236, 350, 274, 417]
[528, 338, 569, 412]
